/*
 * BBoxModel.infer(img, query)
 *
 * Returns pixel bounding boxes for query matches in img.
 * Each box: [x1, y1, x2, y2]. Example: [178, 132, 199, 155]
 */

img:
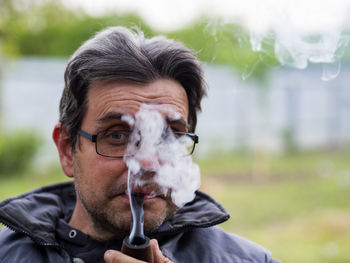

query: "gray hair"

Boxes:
[60, 26, 206, 148]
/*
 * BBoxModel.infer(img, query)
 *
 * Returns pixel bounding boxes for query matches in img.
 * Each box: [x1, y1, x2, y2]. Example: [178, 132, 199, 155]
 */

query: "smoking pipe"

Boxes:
[121, 192, 154, 263]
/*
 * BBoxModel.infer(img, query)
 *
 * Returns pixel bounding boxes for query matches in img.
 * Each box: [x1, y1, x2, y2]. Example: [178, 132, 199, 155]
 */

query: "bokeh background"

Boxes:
[1, 0, 350, 262]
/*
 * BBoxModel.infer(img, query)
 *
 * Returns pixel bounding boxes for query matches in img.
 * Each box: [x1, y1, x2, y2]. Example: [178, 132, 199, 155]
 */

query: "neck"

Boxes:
[69, 197, 119, 242]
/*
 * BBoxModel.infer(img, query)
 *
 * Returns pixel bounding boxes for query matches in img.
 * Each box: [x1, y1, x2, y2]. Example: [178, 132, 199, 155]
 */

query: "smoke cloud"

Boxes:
[123, 104, 201, 208]
[248, 5, 349, 80]
[212, 0, 350, 80]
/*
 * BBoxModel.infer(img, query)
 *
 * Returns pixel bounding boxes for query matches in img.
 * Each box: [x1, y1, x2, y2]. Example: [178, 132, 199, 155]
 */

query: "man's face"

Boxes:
[73, 78, 189, 238]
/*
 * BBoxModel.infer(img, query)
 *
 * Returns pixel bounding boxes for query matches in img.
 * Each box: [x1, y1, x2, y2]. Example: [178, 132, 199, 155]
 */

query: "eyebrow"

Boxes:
[167, 117, 189, 131]
[96, 112, 123, 123]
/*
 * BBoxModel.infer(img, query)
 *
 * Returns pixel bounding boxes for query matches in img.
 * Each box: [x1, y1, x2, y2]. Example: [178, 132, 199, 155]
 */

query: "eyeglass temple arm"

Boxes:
[78, 130, 97, 142]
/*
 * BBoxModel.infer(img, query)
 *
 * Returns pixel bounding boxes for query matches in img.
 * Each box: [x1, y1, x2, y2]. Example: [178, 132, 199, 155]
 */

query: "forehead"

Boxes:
[82, 79, 189, 129]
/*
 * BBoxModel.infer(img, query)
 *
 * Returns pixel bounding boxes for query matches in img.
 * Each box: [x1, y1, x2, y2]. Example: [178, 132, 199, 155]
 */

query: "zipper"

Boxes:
[0, 217, 74, 263]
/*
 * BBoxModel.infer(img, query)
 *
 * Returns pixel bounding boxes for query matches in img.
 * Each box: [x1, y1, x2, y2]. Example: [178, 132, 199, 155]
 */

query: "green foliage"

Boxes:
[0, 0, 155, 57]
[0, 130, 42, 176]
[166, 17, 279, 79]
[0, 0, 279, 79]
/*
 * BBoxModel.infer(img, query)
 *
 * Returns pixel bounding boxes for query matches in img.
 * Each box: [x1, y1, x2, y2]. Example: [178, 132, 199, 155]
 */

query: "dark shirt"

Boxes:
[55, 218, 123, 263]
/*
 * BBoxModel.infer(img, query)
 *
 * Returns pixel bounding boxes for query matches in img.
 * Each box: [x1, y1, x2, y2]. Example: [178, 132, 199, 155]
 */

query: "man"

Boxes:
[0, 27, 280, 262]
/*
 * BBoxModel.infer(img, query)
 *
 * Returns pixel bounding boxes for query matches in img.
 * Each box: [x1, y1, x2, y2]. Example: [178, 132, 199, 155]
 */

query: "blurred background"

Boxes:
[1, 0, 350, 262]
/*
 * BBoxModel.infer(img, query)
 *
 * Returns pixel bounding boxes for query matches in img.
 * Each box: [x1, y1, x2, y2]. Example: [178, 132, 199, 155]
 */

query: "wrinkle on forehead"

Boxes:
[83, 79, 189, 129]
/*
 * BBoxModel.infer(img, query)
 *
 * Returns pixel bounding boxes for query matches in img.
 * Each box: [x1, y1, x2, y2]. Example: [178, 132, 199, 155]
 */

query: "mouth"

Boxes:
[109, 182, 166, 201]
[121, 187, 164, 201]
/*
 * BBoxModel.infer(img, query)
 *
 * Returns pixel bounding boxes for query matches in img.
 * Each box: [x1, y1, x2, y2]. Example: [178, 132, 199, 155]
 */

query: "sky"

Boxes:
[64, 0, 350, 33]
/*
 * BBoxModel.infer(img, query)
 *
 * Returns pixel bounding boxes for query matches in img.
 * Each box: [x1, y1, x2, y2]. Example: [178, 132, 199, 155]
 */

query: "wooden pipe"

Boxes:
[121, 236, 154, 262]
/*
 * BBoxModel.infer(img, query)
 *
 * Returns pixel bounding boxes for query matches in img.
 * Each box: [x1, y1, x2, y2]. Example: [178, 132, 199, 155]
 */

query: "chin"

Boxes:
[143, 200, 178, 234]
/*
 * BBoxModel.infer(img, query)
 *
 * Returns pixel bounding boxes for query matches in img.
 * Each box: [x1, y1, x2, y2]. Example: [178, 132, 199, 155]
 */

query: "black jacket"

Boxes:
[0, 181, 281, 263]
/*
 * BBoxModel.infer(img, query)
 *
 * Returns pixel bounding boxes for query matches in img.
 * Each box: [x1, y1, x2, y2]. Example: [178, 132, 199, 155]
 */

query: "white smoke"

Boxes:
[209, 0, 350, 80]
[66, 0, 350, 80]
[248, 1, 349, 80]
[123, 104, 201, 208]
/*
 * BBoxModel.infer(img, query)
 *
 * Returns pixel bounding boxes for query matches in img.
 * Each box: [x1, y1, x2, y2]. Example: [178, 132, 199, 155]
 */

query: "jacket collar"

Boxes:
[0, 181, 230, 244]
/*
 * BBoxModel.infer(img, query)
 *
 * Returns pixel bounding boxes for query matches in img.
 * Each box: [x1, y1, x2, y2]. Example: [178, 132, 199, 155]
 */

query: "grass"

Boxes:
[1, 148, 350, 262]
[198, 148, 350, 262]
[201, 176, 350, 262]
[0, 164, 71, 200]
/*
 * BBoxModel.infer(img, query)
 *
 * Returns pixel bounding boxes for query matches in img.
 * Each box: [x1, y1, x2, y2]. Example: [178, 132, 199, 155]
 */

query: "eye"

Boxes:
[101, 130, 130, 146]
[111, 131, 124, 140]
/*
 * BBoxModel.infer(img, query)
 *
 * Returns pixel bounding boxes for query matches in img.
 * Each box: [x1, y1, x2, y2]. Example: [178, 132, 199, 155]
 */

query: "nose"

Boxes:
[133, 137, 161, 179]
[137, 150, 160, 172]
[135, 151, 160, 181]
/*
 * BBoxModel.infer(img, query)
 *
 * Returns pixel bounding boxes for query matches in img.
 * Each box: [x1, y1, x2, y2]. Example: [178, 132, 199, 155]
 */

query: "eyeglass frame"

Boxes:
[78, 129, 199, 158]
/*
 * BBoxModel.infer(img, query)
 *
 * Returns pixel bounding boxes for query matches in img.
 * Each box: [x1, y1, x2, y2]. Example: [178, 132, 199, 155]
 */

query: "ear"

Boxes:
[53, 123, 74, 178]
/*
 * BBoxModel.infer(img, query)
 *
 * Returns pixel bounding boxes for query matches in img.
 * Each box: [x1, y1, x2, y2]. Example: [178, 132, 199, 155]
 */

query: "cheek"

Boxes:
[76, 153, 129, 186]
[101, 158, 128, 175]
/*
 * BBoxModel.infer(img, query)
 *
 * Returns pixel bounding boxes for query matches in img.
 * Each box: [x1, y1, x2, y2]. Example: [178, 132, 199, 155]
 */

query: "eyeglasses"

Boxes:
[78, 129, 199, 158]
